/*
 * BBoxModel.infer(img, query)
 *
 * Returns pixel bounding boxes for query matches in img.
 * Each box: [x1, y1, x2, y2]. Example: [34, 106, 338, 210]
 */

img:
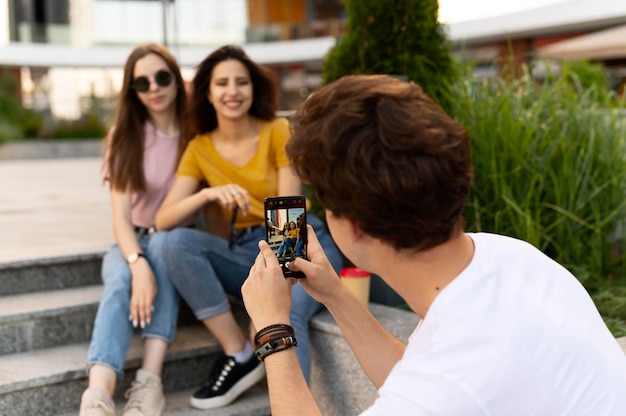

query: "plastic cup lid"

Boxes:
[340, 267, 371, 277]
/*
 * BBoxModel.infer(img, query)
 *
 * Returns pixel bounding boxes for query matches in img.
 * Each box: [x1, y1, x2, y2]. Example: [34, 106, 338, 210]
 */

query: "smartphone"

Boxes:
[264, 196, 307, 278]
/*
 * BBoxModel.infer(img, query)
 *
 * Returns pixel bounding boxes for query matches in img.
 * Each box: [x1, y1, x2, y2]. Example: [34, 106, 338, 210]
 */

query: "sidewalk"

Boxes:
[0, 158, 113, 264]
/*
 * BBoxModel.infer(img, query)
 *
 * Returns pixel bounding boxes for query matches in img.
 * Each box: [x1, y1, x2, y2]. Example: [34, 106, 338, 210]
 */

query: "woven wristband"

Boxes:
[254, 324, 295, 346]
[255, 335, 298, 361]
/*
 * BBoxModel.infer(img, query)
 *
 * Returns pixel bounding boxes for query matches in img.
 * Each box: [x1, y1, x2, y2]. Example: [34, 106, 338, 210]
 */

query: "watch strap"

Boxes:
[127, 252, 146, 264]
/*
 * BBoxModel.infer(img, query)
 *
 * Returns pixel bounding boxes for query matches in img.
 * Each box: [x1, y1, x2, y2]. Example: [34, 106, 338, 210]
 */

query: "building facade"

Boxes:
[2, 0, 626, 125]
[1, 0, 345, 122]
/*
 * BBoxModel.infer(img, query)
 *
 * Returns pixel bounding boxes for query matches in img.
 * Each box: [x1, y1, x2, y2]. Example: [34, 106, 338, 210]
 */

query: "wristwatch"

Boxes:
[126, 252, 146, 265]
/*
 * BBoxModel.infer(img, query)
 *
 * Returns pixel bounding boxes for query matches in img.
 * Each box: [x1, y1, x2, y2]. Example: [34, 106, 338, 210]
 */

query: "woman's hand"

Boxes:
[201, 184, 251, 217]
[109, 188, 157, 327]
[129, 260, 158, 328]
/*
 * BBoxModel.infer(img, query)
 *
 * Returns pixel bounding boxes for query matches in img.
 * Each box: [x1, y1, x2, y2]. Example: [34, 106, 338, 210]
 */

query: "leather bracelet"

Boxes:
[256, 330, 293, 347]
[254, 324, 295, 346]
[255, 335, 298, 361]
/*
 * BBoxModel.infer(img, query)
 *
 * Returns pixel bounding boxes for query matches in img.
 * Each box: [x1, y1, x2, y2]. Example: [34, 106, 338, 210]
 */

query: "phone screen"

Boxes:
[264, 196, 307, 278]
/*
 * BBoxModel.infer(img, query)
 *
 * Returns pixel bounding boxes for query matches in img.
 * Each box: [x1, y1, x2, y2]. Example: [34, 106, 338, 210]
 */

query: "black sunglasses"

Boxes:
[132, 70, 173, 92]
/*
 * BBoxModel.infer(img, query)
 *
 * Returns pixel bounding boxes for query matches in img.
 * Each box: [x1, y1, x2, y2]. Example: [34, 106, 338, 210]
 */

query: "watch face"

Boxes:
[128, 252, 139, 263]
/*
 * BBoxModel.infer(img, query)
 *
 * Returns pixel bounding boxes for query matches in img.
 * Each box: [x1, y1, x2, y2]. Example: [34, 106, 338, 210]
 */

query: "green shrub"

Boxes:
[51, 111, 107, 139]
[451, 64, 626, 290]
[322, 0, 459, 112]
[0, 70, 43, 139]
[18, 108, 43, 138]
[591, 286, 626, 337]
[560, 60, 612, 102]
[0, 120, 23, 143]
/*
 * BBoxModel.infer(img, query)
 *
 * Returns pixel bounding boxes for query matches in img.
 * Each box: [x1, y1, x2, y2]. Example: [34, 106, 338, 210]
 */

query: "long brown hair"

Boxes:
[107, 43, 190, 192]
[189, 45, 277, 136]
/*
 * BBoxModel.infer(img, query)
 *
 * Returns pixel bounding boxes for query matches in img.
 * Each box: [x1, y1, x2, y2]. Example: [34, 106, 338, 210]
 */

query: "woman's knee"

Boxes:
[146, 231, 168, 254]
[161, 228, 191, 255]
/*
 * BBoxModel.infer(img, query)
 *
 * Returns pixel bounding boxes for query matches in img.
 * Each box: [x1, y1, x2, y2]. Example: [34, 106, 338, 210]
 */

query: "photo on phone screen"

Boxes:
[264, 196, 307, 278]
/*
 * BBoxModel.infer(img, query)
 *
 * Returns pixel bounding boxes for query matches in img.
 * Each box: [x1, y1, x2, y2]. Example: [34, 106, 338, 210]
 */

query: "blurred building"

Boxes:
[1, 0, 626, 123]
[449, 0, 626, 88]
[0, 0, 344, 120]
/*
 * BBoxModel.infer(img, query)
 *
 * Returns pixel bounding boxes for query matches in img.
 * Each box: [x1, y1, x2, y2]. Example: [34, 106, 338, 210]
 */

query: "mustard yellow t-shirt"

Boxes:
[177, 118, 290, 229]
[287, 228, 299, 240]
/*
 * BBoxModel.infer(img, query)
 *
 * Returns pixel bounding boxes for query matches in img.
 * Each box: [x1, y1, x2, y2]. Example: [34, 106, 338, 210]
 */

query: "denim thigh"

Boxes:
[161, 214, 343, 383]
[161, 227, 263, 320]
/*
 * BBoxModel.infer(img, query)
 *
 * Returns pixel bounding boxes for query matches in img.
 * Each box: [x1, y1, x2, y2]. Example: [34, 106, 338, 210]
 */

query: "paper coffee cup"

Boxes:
[340, 267, 371, 307]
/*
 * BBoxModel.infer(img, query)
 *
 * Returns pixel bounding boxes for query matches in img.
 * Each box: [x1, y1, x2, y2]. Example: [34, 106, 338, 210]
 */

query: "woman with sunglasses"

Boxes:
[154, 45, 343, 410]
[79, 43, 190, 416]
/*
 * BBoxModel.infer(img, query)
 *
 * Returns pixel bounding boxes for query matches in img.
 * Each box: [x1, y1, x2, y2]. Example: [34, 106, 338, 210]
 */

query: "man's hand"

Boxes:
[287, 225, 344, 306]
[242, 240, 295, 330]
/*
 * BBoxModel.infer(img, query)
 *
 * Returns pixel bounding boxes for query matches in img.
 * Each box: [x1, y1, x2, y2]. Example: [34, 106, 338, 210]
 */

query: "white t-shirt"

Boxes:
[362, 233, 626, 415]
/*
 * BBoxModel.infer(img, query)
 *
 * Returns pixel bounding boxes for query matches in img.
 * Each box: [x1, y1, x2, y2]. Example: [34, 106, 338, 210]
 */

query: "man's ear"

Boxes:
[347, 217, 364, 242]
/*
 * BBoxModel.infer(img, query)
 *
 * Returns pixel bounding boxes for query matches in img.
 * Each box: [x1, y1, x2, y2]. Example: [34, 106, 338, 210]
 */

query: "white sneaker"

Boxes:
[79, 387, 115, 416]
[122, 369, 165, 416]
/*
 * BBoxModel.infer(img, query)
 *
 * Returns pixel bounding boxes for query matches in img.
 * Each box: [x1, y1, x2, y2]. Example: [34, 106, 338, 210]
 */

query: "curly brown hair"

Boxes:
[287, 75, 473, 252]
[188, 45, 277, 136]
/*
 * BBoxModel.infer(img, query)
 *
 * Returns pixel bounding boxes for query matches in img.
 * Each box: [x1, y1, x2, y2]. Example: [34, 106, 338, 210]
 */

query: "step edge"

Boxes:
[0, 252, 104, 270]
[0, 325, 220, 395]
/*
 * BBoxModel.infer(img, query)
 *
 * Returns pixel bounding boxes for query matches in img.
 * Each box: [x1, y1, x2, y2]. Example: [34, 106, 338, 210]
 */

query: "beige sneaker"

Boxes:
[122, 369, 165, 416]
[79, 387, 115, 416]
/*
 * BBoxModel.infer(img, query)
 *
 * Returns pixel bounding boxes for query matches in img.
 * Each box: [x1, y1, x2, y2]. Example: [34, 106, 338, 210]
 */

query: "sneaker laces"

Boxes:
[124, 377, 159, 411]
[207, 355, 236, 392]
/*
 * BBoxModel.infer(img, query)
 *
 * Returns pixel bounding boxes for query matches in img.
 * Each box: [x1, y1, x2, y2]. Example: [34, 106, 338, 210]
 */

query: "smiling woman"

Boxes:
[152, 44, 344, 410]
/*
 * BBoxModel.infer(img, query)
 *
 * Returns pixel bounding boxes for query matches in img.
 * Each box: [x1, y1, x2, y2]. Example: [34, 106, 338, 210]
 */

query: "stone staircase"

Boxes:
[0, 253, 271, 416]
[0, 250, 420, 416]
[4, 251, 626, 416]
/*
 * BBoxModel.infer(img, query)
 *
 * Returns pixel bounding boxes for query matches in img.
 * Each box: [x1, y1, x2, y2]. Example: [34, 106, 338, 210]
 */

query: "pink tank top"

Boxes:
[131, 122, 179, 228]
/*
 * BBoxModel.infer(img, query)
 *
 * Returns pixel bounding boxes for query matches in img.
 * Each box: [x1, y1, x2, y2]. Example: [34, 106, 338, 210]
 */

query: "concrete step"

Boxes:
[0, 285, 101, 355]
[0, 324, 270, 416]
[58, 385, 270, 416]
[0, 253, 102, 297]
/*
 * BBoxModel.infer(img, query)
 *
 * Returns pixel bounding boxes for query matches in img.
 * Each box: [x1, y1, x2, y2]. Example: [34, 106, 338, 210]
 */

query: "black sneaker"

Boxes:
[189, 354, 266, 409]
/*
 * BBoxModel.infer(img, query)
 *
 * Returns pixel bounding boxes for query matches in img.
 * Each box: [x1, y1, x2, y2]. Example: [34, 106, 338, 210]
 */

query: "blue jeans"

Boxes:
[277, 238, 296, 256]
[86, 231, 180, 378]
[160, 214, 343, 382]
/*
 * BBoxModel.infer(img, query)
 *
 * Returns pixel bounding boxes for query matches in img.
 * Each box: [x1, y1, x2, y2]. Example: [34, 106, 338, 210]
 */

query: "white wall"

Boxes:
[0, 0, 9, 46]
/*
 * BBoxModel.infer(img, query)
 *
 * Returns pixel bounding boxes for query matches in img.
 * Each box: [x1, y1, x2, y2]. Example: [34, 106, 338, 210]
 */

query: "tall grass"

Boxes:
[451, 65, 626, 292]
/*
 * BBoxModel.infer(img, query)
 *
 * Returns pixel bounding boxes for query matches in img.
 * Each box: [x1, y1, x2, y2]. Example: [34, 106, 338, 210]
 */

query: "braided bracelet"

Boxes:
[254, 324, 297, 361]
[254, 323, 295, 346]
[255, 335, 298, 361]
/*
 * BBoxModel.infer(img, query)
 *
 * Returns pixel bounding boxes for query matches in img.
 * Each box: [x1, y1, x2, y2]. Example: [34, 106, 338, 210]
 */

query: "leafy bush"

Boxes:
[450, 62, 626, 333]
[51, 111, 107, 139]
[0, 120, 23, 143]
[560, 60, 612, 101]
[0, 70, 42, 140]
[322, 0, 459, 112]
[592, 286, 626, 337]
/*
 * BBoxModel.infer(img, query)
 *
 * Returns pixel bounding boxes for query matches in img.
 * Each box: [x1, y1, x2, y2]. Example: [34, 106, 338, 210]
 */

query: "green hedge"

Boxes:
[322, 0, 458, 112]
[451, 62, 626, 335]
